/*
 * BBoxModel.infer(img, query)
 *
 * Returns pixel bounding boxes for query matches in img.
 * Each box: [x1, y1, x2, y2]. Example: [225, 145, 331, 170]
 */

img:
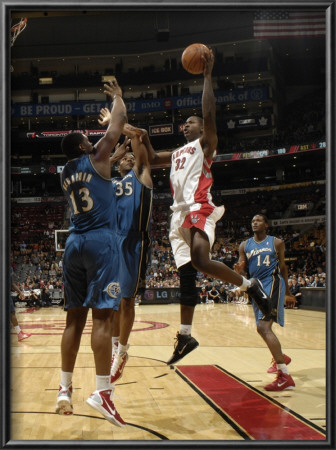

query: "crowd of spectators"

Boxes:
[10, 180, 326, 309]
[11, 218, 326, 309]
[11, 231, 65, 307]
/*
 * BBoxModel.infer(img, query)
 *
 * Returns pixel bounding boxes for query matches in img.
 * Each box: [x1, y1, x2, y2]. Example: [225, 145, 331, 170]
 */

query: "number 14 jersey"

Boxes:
[244, 235, 280, 281]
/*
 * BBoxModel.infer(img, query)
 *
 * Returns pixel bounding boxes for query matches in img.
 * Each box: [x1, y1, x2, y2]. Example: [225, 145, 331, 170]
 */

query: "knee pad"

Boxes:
[179, 261, 198, 307]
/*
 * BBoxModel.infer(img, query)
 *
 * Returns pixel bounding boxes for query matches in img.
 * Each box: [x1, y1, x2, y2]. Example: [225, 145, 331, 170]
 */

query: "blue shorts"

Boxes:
[252, 274, 285, 326]
[10, 297, 15, 313]
[63, 229, 121, 310]
[117, 231, 151, 298]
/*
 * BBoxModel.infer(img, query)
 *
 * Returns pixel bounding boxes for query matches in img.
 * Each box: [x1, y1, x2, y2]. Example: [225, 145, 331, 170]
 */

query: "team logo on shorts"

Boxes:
[105, 282, 121, 298]
[191, 214, 200, 224]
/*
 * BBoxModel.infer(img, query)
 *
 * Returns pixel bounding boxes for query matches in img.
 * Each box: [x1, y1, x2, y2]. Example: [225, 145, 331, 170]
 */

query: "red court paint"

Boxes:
[11, 319, 168, 335]
[177, 365, 325, 441]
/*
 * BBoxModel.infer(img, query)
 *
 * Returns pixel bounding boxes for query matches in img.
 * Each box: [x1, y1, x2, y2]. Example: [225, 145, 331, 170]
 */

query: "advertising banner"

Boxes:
[12, 87, 269, 118]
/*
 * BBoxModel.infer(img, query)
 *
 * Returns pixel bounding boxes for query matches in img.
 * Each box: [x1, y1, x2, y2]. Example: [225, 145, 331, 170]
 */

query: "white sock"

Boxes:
[14, 325, 21, 334]
[118, 343, 128, 354]
[96, 375, 111, 391]
[180, 324, 192, 336]
[60, 370, 73, 387]
[239, 276, 251, 292]
[277, 363, 289, 374]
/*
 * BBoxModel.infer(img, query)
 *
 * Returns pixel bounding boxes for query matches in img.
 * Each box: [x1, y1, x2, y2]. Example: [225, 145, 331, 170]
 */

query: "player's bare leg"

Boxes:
[57, 307, 88, 415]
[119, 297, 134, 347]
[257, 319, 284, 363]
[61, 307, 88, 372]
[91, 308, 114, 375]
[190, 228, 244, 286]
[259, 319, 295, 391]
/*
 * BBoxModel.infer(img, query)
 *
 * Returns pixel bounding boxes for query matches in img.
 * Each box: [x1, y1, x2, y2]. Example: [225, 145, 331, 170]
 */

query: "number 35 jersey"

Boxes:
[244, 235, 280, 281]
[61, 154, 116, 233]
[112, 169, 152, 233]
[169, 138, 218, 213]
[112, 169, 153, 298]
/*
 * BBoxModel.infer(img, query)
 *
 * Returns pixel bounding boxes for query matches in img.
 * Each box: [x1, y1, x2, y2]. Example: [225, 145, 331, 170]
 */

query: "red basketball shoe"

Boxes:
[264, 370, 295, 391]
[86, 389, 125, 427]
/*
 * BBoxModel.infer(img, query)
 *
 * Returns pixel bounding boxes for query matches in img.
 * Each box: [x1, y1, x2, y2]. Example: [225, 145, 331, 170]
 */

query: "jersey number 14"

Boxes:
[256, 254, 271, 267]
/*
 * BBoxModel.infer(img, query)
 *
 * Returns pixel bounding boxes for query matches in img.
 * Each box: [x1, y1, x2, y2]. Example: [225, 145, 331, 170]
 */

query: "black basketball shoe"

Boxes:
[247, 278, 272, 317]
[167, 332, 199, 365]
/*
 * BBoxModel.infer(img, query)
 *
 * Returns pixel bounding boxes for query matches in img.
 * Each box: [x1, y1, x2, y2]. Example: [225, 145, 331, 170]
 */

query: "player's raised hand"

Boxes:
[202, 47, 214, 77]
[110, 136, 131, 165]
[98, 107, 111, 127]
[103, 77, 122, 99]
[123, 123, 145, 140]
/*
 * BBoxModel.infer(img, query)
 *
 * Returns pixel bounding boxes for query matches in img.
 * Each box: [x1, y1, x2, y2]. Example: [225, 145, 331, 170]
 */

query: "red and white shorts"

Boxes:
[169, 204, 225, 268]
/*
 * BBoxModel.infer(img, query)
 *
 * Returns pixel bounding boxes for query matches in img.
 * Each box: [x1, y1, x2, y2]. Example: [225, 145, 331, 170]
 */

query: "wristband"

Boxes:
[113, 94, 122, 100]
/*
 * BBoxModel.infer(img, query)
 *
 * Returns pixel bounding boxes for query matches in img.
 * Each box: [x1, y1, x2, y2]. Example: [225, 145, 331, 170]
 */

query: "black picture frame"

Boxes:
[1, 1, 335, 449]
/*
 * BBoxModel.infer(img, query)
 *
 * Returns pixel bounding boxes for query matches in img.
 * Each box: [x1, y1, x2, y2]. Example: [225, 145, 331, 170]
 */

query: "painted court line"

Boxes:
[177, 365, 326, 441]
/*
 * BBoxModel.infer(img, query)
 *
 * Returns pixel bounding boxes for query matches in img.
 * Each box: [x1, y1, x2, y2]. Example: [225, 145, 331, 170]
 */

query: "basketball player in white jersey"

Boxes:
[127, 47, 272, 364]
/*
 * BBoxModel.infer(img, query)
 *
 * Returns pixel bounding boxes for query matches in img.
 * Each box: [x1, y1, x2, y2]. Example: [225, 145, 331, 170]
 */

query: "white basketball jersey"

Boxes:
[170, 138, 216, 213]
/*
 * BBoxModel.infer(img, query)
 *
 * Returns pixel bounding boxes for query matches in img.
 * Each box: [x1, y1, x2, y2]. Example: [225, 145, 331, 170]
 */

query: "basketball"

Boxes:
[181, 43, 210, 75]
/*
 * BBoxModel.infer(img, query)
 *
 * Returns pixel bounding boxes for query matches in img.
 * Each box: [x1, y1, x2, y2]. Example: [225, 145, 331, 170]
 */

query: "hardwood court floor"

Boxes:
[10, 302, 326, 442]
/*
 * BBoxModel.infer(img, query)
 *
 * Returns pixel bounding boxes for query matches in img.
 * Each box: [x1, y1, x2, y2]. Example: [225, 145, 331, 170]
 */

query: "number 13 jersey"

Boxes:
[61, 154, 116, 233]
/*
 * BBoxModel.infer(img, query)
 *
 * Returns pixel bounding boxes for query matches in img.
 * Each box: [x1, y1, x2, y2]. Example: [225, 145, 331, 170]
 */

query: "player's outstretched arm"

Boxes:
[200, 48, 218, 159]
[93, 79, 127, 164]
[123, 124, 172, 167]
[130, 135, 153, 188]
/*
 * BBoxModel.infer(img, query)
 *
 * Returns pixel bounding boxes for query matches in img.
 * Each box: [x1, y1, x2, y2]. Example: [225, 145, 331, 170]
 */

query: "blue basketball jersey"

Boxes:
[112, 169, 152, 233]
[112, 169, 153, 297]
[61, 154, 116, 233]
[244, 235, 280, 281]
[245, 235, 285, 326]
